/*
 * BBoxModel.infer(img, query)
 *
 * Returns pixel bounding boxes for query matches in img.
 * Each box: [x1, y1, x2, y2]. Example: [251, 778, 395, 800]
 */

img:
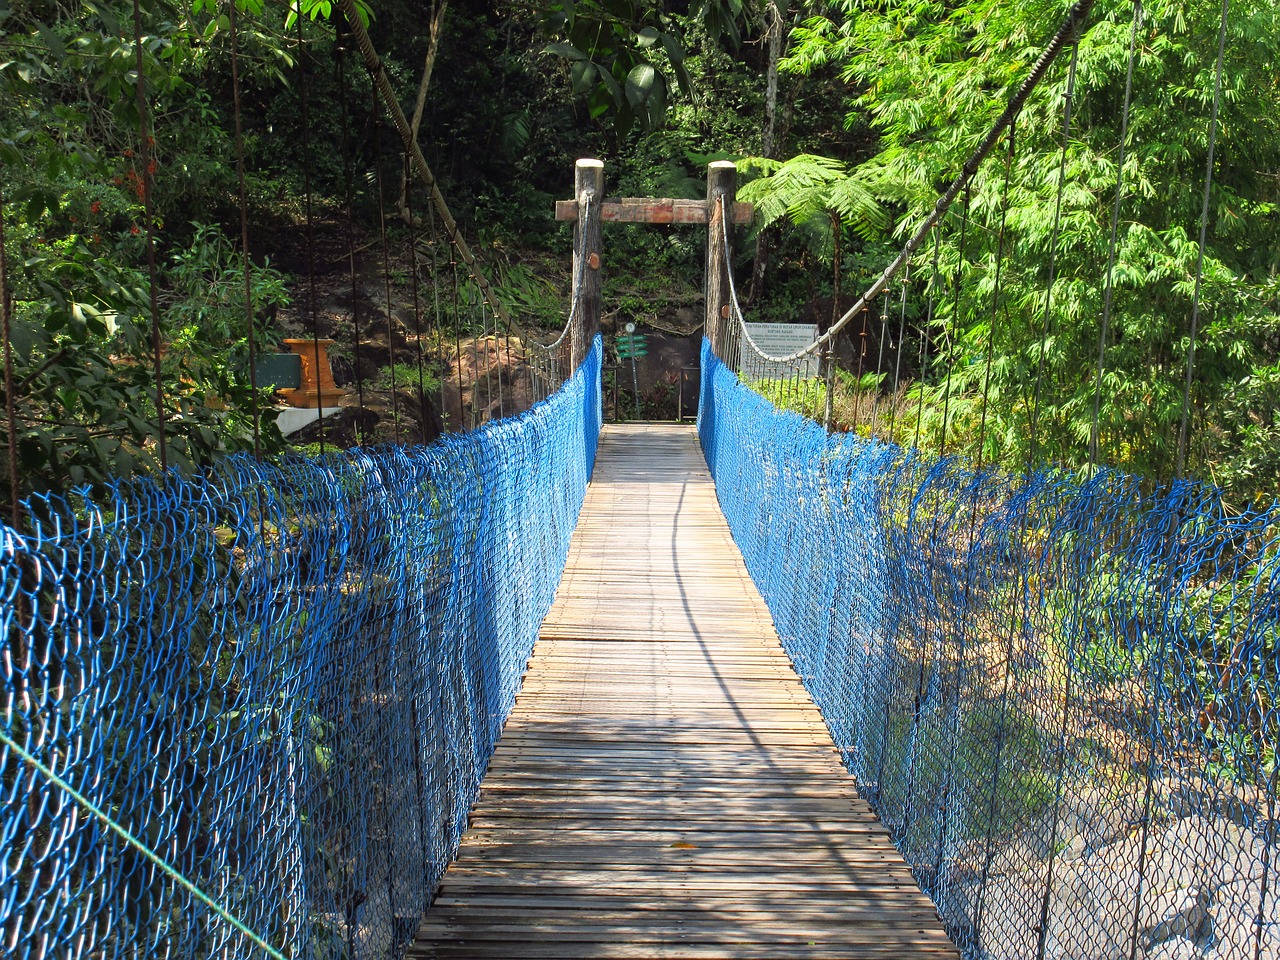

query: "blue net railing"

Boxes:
[0, 337, 601, 959]
[699, 339, 1279, 960]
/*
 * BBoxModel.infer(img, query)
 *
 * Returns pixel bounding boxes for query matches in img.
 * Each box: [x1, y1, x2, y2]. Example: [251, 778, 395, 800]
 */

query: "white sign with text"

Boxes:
[739, 323, 820, 379]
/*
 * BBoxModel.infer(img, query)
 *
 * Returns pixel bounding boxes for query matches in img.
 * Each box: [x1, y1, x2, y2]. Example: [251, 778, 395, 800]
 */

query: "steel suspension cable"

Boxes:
[425, 200, 448, 417]
[942, 133, 1018, 932]
[403, 158, 431, 436]
[1090, 0, 1143, 466]
[940, 188, 971, 456]
[449, 249, 464, 426]
[971, 125, 1038, 954]
[471, 282, 483, 427]
[483, 286, 500, 420]
[295, 5, 326, 453]
[914, 226, 942, 451]
[228, 0, 261, 459]
[333, 0, 533, 348]
[130, 0, 166, 470]
[336, 29, 366, 445]
[852, 284, 874, 432]
[1025, 52, 1084, 955]
[0, 186, 18, 526]
[371, 93, 401, 444]
[974, 122, 1018, 471]
[868, 268, 897, 436]
[1029, 39, 1080, 468]
[887, 259, 912, 441]
[1176, 0, 1230, 478]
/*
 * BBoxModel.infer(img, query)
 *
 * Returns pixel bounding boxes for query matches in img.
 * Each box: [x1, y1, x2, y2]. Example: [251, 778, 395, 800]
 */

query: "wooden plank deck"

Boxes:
[409, 423, 958, 959]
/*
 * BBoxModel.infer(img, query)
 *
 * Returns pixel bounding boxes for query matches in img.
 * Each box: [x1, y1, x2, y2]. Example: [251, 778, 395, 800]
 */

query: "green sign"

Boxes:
[616, 332, 648, 360]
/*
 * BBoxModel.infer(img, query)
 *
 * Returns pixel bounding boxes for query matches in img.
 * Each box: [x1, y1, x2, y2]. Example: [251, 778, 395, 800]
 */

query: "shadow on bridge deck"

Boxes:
[408, 423, 958, 959]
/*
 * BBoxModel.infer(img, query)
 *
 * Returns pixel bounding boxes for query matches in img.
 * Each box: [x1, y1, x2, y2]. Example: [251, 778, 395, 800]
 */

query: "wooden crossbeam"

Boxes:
[555, 197, 753, 225]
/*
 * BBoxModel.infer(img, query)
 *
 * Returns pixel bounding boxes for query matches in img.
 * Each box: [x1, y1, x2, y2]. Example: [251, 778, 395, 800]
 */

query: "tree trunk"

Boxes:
[398, 0, 448, 222]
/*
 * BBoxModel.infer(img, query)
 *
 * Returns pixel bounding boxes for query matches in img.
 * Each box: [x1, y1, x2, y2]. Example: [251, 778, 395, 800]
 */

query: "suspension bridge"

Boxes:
[409, 422, 956, 958]
[2, 0, 1278, 959]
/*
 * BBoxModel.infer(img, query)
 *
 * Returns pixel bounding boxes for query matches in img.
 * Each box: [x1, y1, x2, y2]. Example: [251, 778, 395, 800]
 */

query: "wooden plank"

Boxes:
[410, 424, 957, 959]
[554, 198, 754, 225]
[418, 947, 958, 959]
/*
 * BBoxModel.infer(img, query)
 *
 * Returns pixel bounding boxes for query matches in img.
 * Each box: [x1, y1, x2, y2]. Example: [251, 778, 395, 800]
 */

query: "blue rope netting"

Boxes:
[700, 339, 1279, 960]
[0, 337, 601, 959]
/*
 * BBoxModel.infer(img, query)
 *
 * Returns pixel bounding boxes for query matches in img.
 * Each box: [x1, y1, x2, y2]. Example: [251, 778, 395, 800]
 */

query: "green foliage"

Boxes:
[540, 1, 759, 135]
[748, 375, 827, 416]
[739, 153, 887, 243]
[376, 362, 441, 397]
[0, 0, 298, 504]
[781, 0, 1280, 504]
[288, 0, 373, 30]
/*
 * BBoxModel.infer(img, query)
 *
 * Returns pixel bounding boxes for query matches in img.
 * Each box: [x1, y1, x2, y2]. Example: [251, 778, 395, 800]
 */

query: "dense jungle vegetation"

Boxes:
[1, 0, 1277, 508]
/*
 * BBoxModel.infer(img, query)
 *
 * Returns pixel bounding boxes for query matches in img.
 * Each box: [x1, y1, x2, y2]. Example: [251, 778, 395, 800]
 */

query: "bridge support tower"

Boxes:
[705, 160, 738, 360]
[571, 159, 604, 371]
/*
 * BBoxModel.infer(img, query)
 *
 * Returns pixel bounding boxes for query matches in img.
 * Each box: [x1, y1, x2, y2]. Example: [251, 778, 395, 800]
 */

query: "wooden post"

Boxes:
[572, 159, 604, 371]
[552, 164, 752, 379]
[705, 161, 737, 360]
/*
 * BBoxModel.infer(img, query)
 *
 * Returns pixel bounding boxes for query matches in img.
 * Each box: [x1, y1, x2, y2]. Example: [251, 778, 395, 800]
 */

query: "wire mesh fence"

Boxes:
[699, 339, 1279, 960]
[0, 338, 601, 959]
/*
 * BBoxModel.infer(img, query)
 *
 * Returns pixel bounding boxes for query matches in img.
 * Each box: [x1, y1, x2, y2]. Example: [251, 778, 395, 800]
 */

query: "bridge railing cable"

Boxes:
[0, 337, 603, 960]
[699, 344, 1280, 960]
[526, 194, 595, 404]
